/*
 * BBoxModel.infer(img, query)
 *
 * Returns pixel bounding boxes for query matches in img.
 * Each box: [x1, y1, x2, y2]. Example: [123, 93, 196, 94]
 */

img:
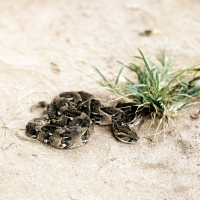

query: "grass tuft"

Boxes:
[92, 47, 200, 128]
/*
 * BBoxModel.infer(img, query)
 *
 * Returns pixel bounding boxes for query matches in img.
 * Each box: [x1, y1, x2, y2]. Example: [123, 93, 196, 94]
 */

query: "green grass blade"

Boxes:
[188, 85, 200, 96]
[127, 63, 144, 83]
[189, 75, 200, 84]
[91, 65, 115, 89]
[160, 64, 200, 96]
[155, 72, 160, 94]
[91, 65, 108, 82]
[115, 64, 125, 85]
[138, 49, 156, 88]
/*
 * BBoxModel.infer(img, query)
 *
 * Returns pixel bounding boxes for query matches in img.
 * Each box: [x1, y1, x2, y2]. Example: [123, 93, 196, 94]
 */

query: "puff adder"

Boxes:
[26, 91, 144, 149]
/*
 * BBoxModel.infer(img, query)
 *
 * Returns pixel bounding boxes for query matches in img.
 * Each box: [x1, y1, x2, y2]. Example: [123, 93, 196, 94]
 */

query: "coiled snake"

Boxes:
[26, 91, 144, 149]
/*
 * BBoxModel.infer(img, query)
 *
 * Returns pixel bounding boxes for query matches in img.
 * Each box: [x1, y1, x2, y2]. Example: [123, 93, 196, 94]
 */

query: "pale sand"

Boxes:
[0, 1, 200, 199]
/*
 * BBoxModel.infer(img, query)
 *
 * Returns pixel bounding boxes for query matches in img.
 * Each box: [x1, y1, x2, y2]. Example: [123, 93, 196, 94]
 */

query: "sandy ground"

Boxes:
[0, 0, 200, 199]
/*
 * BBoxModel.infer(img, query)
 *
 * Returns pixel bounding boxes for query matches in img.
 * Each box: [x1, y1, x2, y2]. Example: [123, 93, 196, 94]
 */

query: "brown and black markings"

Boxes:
[26, 91, 145, 149]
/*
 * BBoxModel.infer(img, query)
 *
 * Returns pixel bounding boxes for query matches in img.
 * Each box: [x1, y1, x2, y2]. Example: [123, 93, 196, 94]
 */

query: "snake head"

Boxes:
[112, 121, 140, 144]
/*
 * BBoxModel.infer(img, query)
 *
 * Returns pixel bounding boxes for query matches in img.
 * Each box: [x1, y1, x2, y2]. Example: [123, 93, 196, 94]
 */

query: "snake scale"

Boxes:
[26, 91, 145, 149]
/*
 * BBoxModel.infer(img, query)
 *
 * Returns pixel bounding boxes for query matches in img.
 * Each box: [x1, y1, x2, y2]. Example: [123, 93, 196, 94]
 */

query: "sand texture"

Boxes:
[0, 0, 200, 199]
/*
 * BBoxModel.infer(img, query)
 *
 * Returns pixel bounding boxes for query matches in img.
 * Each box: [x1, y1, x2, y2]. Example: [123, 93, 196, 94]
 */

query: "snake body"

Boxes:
[26, 91, 144, 149]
